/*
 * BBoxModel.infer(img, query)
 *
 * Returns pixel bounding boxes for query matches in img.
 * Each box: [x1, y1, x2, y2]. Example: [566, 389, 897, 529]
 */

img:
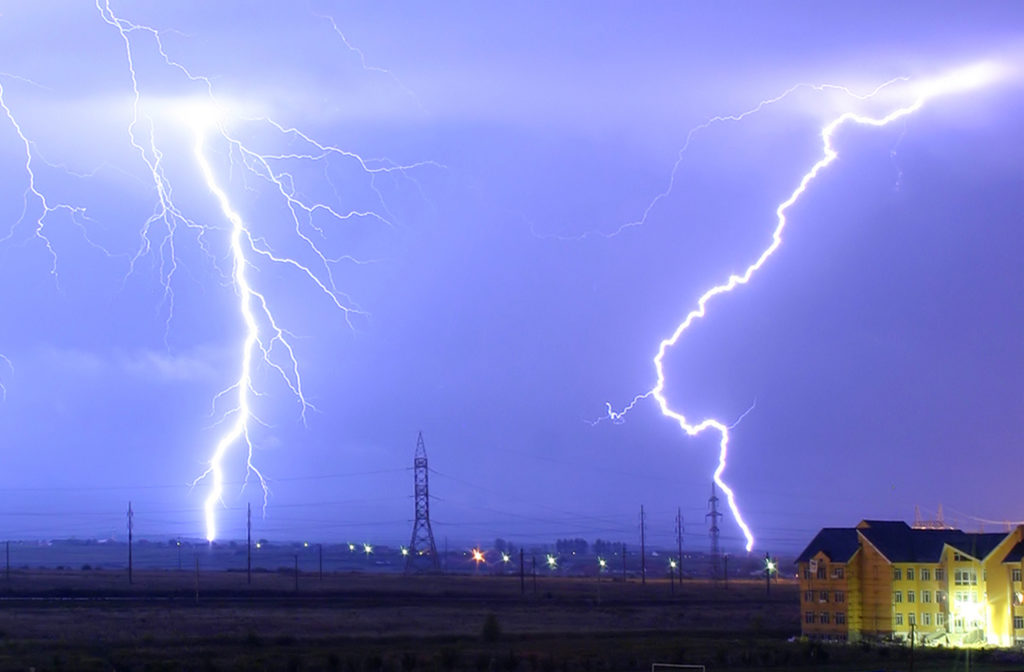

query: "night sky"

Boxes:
[0, 2, 1021, 554]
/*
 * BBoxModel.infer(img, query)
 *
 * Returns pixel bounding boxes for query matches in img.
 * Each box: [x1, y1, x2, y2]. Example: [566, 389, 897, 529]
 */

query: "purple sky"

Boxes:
[0, 1, 1021, 553]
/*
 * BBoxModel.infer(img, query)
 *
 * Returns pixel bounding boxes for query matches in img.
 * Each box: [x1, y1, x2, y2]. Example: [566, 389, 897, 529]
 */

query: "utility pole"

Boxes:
[127, 501, 134, 585]
[246, 503, 252, 585]
[519, 547, 525, 596]
[675, 508, 684, 584]
[640, 505, 646, 586]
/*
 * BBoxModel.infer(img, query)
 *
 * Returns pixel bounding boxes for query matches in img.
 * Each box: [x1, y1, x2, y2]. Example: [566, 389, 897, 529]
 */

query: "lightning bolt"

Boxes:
[605, 62, 1006, 552]
[87, 2, 434, 541]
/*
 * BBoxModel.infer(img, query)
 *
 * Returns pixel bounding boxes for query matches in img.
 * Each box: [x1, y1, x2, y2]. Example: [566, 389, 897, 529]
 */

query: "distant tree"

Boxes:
[555, 538, 588, 555]
[494, 538, 508, 553]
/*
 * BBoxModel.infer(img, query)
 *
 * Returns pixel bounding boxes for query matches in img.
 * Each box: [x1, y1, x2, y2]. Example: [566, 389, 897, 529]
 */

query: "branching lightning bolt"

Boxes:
[604, 62, 1006, 552]
[88, 1, 434, 541]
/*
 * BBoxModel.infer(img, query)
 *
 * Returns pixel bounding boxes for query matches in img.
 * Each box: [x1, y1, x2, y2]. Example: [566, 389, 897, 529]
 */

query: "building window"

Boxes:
[923, 613, 932, 626]
[835, 612, 846, 625]
[908, 613, 916, 626]
[954, 552, 968, 562]
[835, 591, 844, 603]
[935, 568, 945, 581]
[817, 565, 826, 580]
[1014, 568, 1022, 583]
[921, 568, 931, 581]
[831, 567, 844, 579]
[922, 590, 931, 603]
[819, 591, 829, 603]
[805, 590, 813, 602]
[1015, 616, 1024, 630]
[908, 590, 916, 603]
[894, 567, 902, 581]
[907, 568, 915, 581]
[895, 613, 904, 626]
[894, 591, 903, 603]
[955, 569, 978, 586]
[820, 612, 830, 625]
[805, 611, 814, 624]
[936, 612, 945, 627]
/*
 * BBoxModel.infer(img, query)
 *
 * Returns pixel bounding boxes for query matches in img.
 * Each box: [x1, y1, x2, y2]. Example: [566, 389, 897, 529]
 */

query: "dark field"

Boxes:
[0, 570, 1020, 671]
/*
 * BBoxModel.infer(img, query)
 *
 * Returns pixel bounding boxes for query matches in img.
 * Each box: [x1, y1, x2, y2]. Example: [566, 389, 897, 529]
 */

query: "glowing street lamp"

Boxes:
[348, 543, 356, 552]
[501, 552, 511, 564]
[598, 557, 607, 571]
[546, 554, 557, 570]
[401, 547, 410, 557]
[363, 543, 373, 557]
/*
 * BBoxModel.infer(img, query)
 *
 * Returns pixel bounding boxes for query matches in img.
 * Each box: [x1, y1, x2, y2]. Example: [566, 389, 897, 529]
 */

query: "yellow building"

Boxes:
[797, 520, 1024, 646]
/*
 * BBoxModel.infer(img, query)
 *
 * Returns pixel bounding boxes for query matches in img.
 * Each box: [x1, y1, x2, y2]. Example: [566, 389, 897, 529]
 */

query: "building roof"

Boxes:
[1002, 540, 1024, 563]
[796, 527, 860, 563]
[855, 520, 1009, 563]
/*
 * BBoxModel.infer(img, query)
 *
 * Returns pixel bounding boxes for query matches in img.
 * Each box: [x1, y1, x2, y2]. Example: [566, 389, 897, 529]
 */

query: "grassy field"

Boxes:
[0, 570, 1021, 671]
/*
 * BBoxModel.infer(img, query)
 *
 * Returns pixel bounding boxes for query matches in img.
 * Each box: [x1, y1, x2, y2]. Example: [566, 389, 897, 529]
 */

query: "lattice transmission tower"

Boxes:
[707, 482, 722, 581]
[406, 431, 440, 573]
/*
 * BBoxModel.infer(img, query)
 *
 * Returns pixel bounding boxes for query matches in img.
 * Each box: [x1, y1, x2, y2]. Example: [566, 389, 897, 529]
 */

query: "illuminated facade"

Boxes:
[797, 520, 1024, 646]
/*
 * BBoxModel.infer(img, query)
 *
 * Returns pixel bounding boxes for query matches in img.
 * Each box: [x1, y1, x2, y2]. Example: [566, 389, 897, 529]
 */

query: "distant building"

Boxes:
[797, 519, 1024, 646]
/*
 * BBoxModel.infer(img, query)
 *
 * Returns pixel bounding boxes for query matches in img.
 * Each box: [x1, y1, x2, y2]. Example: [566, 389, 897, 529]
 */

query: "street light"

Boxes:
[546, 554, 557, 570]
[363, 543, 373, 557]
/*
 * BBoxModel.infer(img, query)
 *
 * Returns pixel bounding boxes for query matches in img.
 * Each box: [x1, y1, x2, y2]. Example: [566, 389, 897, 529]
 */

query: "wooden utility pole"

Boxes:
[519, 548, 525, 595]
[127, 501, 134, 585]
[246, 503, 252, 585]
[676, 508, 684, 583]
[640, 505, 646, 586]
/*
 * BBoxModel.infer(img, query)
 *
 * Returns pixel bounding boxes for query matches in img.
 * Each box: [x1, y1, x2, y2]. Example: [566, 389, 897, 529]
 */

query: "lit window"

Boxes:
[922, 590, 931, 603]
[954, 569, 978, 586]
[907, 568, 915, 581]
[921, 568, 931, 581]
[1014, 569, 1022, 583]
[894, 568, 902, 581]
[935, 568, 945, 581]
[835, 591, 844, 603]
[908, 590, 915, 603]
[895, 613, 904, 626]
[835, 612, 846, 625]
[895, 591, 903, 603]
[1015, 616, 1024, 630]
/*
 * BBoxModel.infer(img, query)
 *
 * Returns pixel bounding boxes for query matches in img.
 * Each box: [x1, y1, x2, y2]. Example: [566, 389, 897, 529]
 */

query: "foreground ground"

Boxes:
[0, 570, 1021, 670]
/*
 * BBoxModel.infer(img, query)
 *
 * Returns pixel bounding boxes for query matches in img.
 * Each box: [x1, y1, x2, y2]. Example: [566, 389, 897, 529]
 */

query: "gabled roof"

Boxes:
[856, 520, 1010, 563]
[796, 528, 860, 563]
[1002, 540, 1024, 564]
[946, 533, 1007, 561]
